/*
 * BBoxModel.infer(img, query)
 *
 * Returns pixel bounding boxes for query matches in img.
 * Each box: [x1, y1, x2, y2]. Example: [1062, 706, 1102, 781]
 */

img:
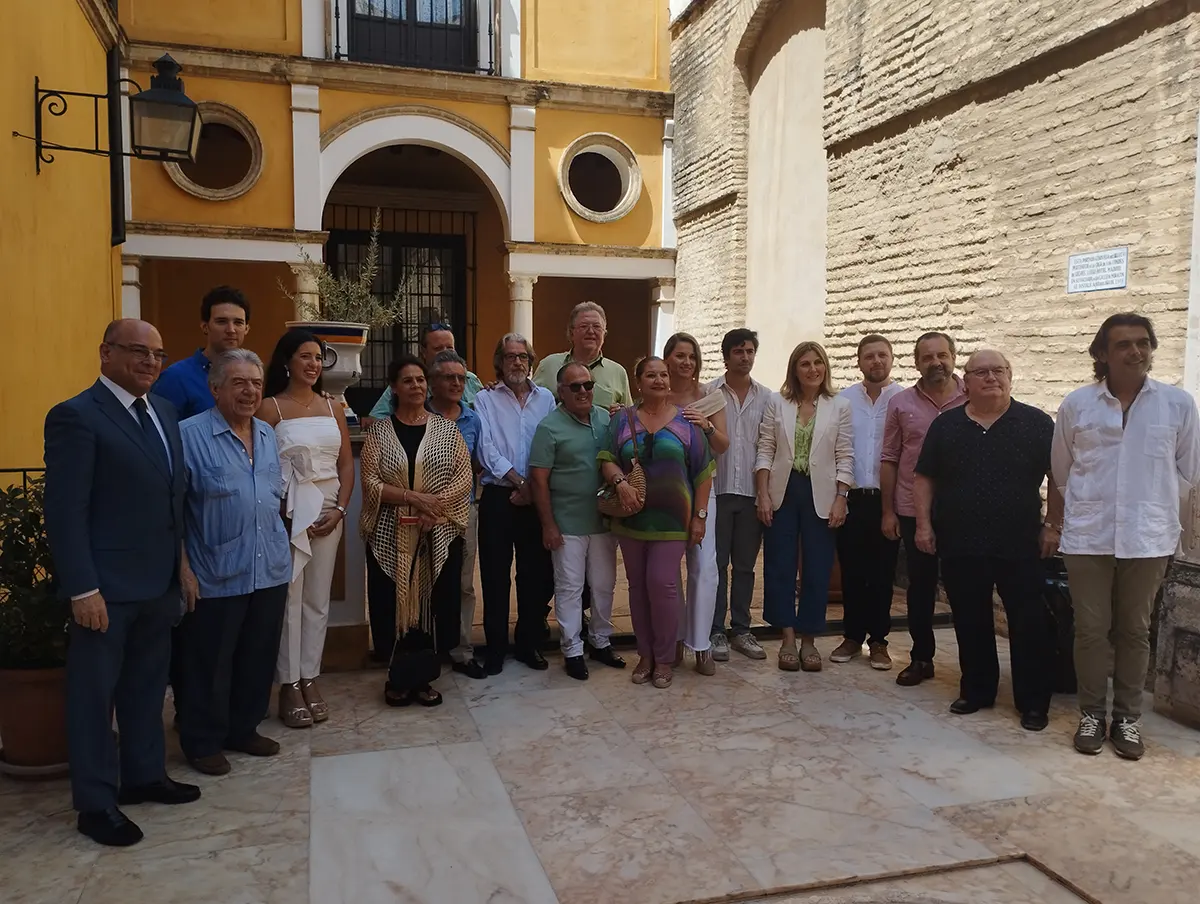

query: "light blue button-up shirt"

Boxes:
[180, 407, 291, 598]
[474, 380, 556, 486]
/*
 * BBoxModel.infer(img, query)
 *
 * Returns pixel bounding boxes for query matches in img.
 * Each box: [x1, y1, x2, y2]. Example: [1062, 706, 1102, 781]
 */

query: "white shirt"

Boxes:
[707, 375, 770, 497]
[1052, 378, 1200, 558]
[474, 380, 556, 486]
[99, 374, 172, 470]
[841, 381, 903, 489]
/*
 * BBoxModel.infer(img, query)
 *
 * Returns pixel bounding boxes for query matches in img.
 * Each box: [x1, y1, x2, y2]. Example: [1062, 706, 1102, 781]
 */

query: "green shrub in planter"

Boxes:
[0, 476, 68, 669]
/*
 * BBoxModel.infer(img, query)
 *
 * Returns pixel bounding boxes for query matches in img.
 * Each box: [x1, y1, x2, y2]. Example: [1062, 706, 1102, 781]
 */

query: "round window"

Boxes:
[164, 102, 263, 201]
[557, 133, 642, 223]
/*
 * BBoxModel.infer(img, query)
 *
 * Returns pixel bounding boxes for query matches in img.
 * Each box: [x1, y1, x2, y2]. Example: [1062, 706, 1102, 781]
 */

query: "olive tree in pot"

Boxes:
[0, 474, 70, 777]
[282, 209, 424, 427]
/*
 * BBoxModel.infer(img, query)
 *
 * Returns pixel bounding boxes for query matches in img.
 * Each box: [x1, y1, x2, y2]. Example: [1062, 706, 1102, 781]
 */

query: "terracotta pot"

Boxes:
[0, 667, 69, 770]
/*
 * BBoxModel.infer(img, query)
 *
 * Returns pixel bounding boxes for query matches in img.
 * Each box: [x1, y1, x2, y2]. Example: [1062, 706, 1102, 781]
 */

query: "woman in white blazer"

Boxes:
[755, 341, 854, 672]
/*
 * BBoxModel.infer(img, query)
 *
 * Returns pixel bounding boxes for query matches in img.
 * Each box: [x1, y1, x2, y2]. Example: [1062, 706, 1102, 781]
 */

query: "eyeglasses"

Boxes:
[566, 380, 595, 393]
[107, 342, 168, 364]
[503, 353, 530, 363]
[964, 366, 1009, 379]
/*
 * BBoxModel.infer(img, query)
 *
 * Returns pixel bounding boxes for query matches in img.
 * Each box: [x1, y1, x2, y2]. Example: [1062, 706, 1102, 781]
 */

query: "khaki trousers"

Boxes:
[1064, 554, 1169, 719]
[450, 503, 479, 664]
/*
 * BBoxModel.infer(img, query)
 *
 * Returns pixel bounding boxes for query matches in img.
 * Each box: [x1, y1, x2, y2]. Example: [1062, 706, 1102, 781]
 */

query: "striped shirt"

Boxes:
[706, 375, 770, 497]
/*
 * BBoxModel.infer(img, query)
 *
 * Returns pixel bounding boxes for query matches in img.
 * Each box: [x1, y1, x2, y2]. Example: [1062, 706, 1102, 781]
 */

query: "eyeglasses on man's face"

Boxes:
[566, 380, 595, 393]
[107, 342, 169, 364]
[964, 366, 1009, 380]
[503, 353, 530, 363]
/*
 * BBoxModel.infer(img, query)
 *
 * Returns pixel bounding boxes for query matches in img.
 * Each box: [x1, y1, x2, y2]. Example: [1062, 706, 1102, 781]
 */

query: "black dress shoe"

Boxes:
[1021, 710, 1049, 732]
[118, 776, 201, 806]
[564, 655, 589, 680]
[485, 657, 504, 676]
[895, 660, 935, 687]
[515, 648, 549, 671]
[452, 659, 488, 679]
[78, 807, 144, 847]
[949, 698, 993, 715]
[588, 645, 627, 669]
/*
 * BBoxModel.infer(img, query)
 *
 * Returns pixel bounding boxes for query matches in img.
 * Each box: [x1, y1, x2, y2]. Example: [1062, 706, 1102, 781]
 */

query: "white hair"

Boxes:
[208, 348, 264, 388]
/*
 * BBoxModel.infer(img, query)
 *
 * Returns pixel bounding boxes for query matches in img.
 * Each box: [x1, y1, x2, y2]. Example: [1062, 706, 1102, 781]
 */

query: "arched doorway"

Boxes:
[320, 140, 509, 416]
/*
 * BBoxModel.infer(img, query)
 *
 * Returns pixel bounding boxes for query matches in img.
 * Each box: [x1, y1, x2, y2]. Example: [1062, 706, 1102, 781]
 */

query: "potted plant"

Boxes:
[0, 473, 70, 777]
[283, 209, 415, 427]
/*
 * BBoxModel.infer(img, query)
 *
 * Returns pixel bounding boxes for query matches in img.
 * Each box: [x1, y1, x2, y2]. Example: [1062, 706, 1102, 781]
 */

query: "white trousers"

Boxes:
[451, 503, 479, 664]
[680, 485, 719, 651]
[276, 518, 343, 684]
[551, 533, 617, 658]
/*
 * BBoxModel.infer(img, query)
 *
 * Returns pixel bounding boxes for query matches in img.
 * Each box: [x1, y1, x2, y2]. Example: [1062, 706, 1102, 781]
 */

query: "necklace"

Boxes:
[282, 389, 317, 409]
[396, 410, 429, 426]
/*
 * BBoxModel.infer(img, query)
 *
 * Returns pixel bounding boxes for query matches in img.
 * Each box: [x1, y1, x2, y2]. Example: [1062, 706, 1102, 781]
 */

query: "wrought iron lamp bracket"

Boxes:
[13, 76, 145, 174]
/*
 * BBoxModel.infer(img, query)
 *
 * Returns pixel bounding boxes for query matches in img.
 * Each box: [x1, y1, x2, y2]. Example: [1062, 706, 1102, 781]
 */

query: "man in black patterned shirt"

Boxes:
[913, 350, 1062, 732]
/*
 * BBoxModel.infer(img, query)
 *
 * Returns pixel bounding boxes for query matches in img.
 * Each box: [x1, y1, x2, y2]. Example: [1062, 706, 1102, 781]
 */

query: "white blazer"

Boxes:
[755, 392, 854, 518]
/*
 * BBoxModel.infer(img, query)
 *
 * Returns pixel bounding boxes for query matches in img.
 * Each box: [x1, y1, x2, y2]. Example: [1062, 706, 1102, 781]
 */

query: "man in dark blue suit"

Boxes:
[44, 319, 202, 847]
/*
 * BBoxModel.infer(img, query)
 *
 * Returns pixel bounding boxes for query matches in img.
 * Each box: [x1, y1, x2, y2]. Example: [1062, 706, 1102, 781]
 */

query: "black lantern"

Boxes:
[15, 52, 202, 173]
[128, 55, 201, 163]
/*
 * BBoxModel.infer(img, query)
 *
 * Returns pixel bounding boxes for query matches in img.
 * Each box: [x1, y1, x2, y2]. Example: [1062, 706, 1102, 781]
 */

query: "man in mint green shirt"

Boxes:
[367, 322, 482, 420]
[532, 302, 632, 411]
[529, 362, 626, 680]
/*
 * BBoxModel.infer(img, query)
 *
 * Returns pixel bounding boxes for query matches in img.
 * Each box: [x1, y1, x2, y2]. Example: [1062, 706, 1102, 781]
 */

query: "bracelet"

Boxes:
[1043, 521, 1062, 532]
[702, 424, 715, 437]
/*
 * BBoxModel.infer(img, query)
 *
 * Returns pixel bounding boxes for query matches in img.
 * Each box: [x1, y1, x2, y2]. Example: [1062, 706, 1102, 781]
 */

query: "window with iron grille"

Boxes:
[324, 205, 474, 416]
[349, 0, 479, 72]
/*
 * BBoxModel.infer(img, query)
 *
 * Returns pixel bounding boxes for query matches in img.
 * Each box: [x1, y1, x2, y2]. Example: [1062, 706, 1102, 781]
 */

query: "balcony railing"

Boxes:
[336, 0, 495, 75]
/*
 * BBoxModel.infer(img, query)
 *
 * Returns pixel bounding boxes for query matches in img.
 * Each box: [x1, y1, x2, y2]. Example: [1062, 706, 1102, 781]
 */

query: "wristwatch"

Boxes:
[613, 476, 626, 486]
[696, 508, 708, 520]
[837, 490, 849, 499]
[703, 424, 716, 437]
[334, 504, 347, 515]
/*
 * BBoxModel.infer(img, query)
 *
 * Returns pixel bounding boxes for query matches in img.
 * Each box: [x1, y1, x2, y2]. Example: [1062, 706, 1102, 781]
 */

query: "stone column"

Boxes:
[509, 105, 536, 242]
[508, 274, 537, 343]
[649, 278, 676, 356]
[290, 262, 321, 321]
[121, 256, 141, 319]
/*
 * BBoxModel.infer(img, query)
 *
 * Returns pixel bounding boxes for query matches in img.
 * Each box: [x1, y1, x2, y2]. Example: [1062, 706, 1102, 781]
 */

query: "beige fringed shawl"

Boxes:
[359, 414, 471, 636]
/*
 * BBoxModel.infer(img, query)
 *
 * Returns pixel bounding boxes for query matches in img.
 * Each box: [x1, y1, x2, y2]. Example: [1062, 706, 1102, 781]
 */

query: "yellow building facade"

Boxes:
[3, 0, 676, 467]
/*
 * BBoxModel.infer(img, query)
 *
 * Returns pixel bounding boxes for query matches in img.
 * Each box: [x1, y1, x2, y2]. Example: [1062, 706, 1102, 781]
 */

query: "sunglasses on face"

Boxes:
[567, 380, 595, 393]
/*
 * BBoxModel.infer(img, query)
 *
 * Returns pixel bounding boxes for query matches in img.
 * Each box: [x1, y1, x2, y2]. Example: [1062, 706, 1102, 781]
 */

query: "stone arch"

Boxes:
[319, 106, 512, 237]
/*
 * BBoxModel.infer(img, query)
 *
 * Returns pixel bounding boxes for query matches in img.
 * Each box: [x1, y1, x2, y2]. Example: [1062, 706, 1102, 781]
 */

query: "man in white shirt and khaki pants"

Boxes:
[1053, 313, 1200, 760]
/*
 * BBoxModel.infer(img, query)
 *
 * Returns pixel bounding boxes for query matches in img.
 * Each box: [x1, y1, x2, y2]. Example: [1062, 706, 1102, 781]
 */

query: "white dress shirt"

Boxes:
[1052, 378, 1200, 558]
[840, 381, 904, 490]
[707, 375, 770, 497]
[99, 373, 172, 470]
[474, 380, 556, 486]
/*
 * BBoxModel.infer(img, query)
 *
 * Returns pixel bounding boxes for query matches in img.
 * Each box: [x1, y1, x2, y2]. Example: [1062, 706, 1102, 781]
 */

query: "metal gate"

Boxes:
[324, 204, 475, 416]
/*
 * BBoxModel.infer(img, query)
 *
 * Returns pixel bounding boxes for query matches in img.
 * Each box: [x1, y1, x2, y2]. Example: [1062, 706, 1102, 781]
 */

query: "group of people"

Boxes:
[42, 283, 1197, 848]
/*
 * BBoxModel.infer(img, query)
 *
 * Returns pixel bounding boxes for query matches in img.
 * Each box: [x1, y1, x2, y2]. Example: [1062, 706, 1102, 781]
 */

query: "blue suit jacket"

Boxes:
[43, 380, 186, 603]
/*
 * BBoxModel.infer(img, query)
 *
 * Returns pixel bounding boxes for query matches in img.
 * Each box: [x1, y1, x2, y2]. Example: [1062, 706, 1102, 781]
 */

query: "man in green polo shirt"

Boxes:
[532, 302, 632, 411]
[529, 362, 627, 680]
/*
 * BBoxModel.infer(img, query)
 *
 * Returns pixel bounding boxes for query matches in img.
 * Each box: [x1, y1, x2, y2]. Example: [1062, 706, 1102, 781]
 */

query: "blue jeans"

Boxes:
[762, 471, 836, 635]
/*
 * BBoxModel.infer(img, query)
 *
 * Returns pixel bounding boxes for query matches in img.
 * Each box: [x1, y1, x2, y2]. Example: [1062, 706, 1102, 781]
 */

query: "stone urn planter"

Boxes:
[287, 321, 369, 428]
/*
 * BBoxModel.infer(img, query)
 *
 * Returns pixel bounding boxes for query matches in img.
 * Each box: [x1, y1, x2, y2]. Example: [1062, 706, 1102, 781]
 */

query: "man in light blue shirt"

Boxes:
[474, 333, 556, 674]
[178, 350, 290, 778]
[367, 322, 483, 420]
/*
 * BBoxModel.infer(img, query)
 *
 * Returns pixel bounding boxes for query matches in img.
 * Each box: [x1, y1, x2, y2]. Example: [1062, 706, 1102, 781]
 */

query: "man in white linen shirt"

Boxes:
[474, 333, 557, 675]
[1053, 313, 1200, 760]
[707, 329, 771, 662]
[831, 334, 905, 671]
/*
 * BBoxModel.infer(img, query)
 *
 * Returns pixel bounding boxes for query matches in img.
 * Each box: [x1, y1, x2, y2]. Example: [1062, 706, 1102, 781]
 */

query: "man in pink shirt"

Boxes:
[880, 332, 967, 687]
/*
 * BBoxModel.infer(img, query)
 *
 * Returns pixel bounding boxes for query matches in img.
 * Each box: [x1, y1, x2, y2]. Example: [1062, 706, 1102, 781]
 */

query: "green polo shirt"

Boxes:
[533, 351, 632, 410]
[528, 405, 612, 536]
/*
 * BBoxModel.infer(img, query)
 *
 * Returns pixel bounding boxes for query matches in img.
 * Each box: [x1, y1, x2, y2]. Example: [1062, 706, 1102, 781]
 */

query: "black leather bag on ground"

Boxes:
[1043, 556, 1077, 694]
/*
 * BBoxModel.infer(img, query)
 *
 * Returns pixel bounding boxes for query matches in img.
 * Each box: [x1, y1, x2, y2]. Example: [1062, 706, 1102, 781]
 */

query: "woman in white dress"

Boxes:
[259, 329, 354, 728]
[664, 332, 729, 676]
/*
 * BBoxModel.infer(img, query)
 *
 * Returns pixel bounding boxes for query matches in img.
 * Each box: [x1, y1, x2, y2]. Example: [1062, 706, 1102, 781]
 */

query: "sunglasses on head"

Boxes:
[567, 380, 595, 393]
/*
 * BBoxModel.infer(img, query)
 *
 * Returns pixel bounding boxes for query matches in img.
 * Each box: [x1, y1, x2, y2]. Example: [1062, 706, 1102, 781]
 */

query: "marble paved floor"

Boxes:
[3, 628, 1200, 904]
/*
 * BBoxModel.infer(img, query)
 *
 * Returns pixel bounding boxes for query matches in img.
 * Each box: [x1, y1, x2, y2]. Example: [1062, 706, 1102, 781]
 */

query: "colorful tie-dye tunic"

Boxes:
[598, 406, 715, 541]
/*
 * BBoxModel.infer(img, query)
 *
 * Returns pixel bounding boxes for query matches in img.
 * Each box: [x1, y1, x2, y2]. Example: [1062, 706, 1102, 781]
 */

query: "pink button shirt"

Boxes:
[881, 376, 967, 517]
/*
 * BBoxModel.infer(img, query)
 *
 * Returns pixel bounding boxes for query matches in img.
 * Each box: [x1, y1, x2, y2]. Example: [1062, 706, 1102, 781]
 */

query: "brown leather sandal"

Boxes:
[300, 678, 329, 723]
[800, 642, 823, 672]
[631, 658, 653, 685]
[652, 665, 674, 689]
[278, 682, 313, 729]
[778, 643, 800, 672]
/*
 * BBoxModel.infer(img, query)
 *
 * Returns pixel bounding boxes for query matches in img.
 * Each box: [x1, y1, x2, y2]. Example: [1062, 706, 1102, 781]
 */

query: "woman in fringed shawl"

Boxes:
[360, 354, 472, 706]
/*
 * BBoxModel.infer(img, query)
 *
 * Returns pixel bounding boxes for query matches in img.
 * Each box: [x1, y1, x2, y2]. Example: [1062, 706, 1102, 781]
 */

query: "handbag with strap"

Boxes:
[597, 407, 647, 518]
